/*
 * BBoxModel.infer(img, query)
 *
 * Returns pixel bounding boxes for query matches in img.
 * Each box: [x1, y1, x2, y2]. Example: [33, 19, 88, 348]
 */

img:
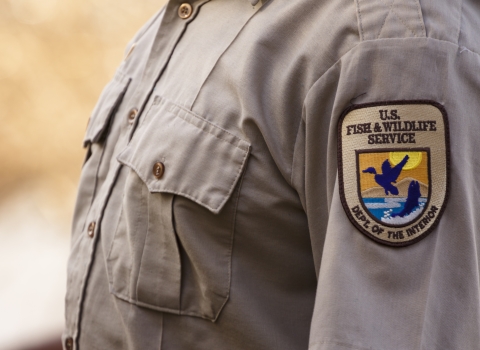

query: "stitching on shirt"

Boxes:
[310, 339, 381, 350]
[111, 291, 217, 321]
[414, 0, 426, 37]
[173, 104, 248, 150]
[220, 144, 250, 212]
[213, 166, 248, 322]
[173, 105, 239, 147]
[290, 117, 305, 187]
[458, 45, 480, 56]
[376, 0, 394, 39]
[363, 35, 480, 60]
[415, 36, 480, 57]
[168, 103, 250, 151]
[356, 0, 365, 41]
[105, 196, 124, 264]
[378, 0, 419, 37]
[359, 33, 479, 58]
[456, 0, 464, 46]
[132, 182, 149, 300]
[190, 2, 264, 108]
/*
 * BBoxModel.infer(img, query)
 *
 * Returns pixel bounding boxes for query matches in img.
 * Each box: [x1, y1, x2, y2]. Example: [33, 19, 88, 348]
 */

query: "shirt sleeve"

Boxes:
[292, 26, 480, 350]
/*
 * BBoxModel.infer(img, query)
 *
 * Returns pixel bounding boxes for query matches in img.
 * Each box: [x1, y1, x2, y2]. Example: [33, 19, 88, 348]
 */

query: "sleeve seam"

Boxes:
[289, 43, 358, 187]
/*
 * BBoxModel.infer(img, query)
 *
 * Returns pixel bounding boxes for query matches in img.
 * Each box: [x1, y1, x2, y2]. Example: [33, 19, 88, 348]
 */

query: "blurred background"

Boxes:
[0, 0, 165, 348]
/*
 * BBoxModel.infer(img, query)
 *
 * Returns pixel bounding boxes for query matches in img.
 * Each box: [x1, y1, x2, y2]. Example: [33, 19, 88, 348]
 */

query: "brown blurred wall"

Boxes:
[0, 0, 166, 349]
[0, 0, 166, 197]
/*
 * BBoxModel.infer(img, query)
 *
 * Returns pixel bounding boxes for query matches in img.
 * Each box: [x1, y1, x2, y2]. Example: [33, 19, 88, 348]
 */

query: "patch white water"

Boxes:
[381, 202, 426, 225]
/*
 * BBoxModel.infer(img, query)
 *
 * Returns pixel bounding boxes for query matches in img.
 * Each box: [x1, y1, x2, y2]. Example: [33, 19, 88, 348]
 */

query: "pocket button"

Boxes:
[153, 162, 165, 179]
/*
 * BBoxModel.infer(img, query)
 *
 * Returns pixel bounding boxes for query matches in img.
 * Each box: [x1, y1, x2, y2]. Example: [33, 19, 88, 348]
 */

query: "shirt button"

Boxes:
[65, 337, 74, 350]
[128, 108, 138, 124]
[178, 3, 193, 19]
[153, 162, 165, 179]
[87, 221, 96, 238]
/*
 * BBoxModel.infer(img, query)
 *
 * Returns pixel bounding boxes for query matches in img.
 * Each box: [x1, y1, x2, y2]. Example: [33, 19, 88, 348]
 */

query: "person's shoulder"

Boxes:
[258, 0, 361, 68]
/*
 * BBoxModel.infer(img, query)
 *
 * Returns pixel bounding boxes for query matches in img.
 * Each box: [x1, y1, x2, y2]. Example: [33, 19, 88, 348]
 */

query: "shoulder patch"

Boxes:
[337, 101, 450, 247]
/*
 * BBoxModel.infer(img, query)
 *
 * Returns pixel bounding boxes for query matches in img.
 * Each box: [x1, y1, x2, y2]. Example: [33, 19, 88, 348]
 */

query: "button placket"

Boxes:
[67, 0, 209, 343]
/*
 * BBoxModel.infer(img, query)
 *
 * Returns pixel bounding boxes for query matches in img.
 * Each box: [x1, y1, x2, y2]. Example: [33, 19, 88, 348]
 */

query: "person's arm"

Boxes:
[293, 1, 480, 348]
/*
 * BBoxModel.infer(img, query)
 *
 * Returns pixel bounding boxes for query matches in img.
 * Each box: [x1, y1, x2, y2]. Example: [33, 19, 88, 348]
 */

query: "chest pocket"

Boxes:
[107, 97, 250, 321]
[83, 71, 131, 148]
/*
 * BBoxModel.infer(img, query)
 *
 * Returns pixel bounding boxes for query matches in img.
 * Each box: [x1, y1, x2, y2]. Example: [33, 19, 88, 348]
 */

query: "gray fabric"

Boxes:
[355, 0, 426, 41]
[64, 0, 480, 349]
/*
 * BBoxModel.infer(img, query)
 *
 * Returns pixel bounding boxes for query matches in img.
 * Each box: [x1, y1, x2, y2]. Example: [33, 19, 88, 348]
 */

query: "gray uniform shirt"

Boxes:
[64, 0, 480, 349]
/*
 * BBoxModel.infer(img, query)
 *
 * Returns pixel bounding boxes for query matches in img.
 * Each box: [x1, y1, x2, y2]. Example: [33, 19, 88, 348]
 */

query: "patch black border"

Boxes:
[337, 100, 450, 247]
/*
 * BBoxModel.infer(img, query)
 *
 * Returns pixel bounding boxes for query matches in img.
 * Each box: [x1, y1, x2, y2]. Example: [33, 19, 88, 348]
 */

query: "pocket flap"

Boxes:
[117, 98, 251, 214]
[83, 72, 131, 147]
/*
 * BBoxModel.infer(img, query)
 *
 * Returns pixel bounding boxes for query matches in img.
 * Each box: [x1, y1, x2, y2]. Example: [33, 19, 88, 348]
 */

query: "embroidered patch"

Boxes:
[338, 101, 449, 246]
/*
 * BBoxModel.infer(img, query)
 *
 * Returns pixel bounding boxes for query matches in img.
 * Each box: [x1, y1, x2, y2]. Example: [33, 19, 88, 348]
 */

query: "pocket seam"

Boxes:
[131, 180, 149, 300]
[213, 161, 248, 320]
[168, 101, 250, 152]
[105, 194, 126, 289]
[111, 292, 223, 321]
